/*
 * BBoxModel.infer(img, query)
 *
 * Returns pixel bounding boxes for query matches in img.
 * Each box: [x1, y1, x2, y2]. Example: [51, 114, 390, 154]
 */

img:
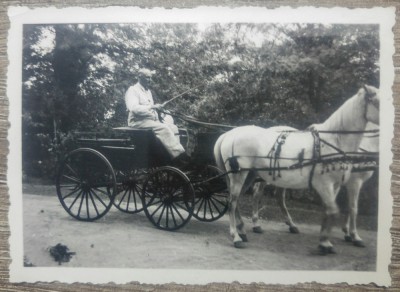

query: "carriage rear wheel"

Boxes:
[192, 165, 229, 222]
[112, 169, 147, 214]
[56, 148, 116, 221]
[141, 166, 195, 231]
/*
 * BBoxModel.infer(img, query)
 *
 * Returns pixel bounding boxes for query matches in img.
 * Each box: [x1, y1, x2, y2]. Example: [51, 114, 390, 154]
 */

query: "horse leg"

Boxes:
[345, 179, 365, 247]
[251, 182, 264, 234]
[342, 210, 352, 242]
[276, 188, 299, 234]
[314, 182, 340, 255]
[236, 207, 248, 242]
[228, 184, 243, 248]
[236, 172, 257, 242]
[228, 171, 253, 248]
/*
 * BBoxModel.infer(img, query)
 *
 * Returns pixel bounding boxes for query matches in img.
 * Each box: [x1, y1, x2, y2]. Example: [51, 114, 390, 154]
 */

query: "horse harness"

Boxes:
[226, 129, 378, 190]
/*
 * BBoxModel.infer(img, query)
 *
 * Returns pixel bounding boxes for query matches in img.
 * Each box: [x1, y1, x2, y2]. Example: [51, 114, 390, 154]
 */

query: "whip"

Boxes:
[161, 82, 206, 107]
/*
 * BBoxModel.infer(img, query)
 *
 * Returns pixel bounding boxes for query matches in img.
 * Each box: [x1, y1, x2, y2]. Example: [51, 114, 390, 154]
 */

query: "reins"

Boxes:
[160, 108, 379, 187]
[159, 109, 235, 131]
[161, 108, 380, 135]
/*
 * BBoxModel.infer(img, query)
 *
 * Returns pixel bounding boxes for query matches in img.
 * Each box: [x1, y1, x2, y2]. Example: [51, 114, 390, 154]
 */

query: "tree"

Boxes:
[22, 22, 379, 179]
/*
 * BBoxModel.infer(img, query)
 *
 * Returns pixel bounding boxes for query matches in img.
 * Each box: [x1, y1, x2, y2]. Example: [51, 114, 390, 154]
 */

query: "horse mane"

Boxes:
[319, 88, 367, 132]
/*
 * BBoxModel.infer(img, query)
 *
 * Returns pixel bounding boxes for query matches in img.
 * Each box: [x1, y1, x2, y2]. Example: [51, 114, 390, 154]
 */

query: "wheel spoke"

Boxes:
[86, 190, 90, 218]
[90, 189, 109, 208]
[77, 191, 86, 218]
[209, 197, 222, 215]
[169, 205, 178, 227]
[93, 186, 110, 196]
[150, 201, 164, 218]
[88, 190, 100, 217]
[175, 201, 189, 212]
[207, 199, 215, 219]
[195, 197, 205, 216]
[146, 199, 162, 208]
[117, 188, 129, 208]
[62, 186, 81, 200]
[133, 185, 142, 210]
[65, 163, 79, 178]
[165, 205, 169, 228]
[156, 204, 167, 226]
[62, 174, 81, 184]
[210, 196, 227, 206]
[126, 188, 132, 212]
[203, 196, 207, 217]
[171, 202, 185, 221]
[68, 190, 83, 210]
[60, 184, 79, 190]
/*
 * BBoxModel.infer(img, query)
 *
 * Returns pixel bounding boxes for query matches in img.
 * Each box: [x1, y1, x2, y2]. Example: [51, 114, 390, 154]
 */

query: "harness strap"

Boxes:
[228, 135, 240, 173]
[319, 137, 346, 155]
[267, 133, 284, 180]
[308, 130, 321, 190]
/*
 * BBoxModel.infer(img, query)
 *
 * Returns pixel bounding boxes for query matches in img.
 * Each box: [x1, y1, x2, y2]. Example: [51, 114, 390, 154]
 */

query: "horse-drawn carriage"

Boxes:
[55, 126, 228, 231]
[56, 84, 380, 254]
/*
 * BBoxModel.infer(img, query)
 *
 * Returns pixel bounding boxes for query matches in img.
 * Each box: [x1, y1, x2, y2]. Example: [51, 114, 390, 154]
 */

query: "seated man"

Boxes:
[124, 68, 189, 164]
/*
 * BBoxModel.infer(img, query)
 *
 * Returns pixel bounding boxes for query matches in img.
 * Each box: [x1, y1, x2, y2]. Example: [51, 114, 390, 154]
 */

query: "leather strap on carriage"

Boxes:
[308, 130, 321, 190]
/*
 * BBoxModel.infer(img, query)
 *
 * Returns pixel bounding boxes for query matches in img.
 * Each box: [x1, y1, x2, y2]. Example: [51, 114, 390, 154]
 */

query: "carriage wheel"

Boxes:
[142, 166, 195, 231]
[56, 148, 116, 221]
[112, 169, 146, 214]
[192, 165, 229, 222]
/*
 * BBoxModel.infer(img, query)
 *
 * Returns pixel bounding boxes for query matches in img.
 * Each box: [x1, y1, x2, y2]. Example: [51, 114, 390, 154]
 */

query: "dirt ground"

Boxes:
[22, 184, 377, 271]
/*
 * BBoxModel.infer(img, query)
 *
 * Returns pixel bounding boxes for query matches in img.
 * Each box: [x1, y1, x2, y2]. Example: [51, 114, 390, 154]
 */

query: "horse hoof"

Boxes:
[253, 226, 263, 234]
[289, 226, 300, 234]
[344, 235, 352, 242]
[318, 245, 336, 255]
[353, 240, 365, 248]
[239, 234, 248, 242]
[234, 241, 245, 248]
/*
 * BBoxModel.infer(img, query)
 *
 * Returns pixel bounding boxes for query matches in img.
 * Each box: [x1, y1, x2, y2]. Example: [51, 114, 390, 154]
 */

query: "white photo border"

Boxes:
[7, 6, 395, 286]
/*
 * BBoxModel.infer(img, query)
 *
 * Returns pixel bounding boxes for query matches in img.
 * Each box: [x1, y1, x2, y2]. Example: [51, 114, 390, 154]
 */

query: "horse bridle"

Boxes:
[364, 88, 379, 122]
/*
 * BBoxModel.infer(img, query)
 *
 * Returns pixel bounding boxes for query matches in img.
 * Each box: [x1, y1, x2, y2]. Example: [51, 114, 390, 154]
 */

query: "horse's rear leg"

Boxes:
[236, 207, 248, 242]
[229, 171, 256, 248]
[343, 180, 365, 247]
[251, 182, 264, 234]
[228, 174, 248, 248]
[276, 189, 299, 234]
[228, 185, 242, 247]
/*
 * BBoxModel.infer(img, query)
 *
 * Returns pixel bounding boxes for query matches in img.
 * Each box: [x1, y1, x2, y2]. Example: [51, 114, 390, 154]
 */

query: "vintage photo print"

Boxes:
[7, 6, 395, 285]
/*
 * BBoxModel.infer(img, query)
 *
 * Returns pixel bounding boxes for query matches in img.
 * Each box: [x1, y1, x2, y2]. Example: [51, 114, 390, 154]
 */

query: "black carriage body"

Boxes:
[56, 126, 229, 228]
[74, 127, 171, 170]
[190, 131, 222, 165]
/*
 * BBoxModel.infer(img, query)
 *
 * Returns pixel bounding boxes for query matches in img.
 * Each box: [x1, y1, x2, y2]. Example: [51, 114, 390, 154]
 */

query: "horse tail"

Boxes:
[213, 133, 227, 172]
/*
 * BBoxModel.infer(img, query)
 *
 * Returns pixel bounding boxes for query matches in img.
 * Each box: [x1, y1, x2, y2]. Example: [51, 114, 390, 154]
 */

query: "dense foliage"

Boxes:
[22, 23, 379, 213]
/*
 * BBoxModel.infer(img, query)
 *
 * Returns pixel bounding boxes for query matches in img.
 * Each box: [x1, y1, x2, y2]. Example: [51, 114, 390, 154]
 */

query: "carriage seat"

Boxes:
[113, 126, 188, 144]
[113, 127, 153, 137]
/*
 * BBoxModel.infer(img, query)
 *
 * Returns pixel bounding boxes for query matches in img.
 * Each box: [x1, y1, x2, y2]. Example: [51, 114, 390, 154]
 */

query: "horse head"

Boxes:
[363, 85, 380, 125]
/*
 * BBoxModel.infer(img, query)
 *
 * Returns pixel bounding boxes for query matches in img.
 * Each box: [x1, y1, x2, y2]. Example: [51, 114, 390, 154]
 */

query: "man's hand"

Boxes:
[151, 104, 163, 110]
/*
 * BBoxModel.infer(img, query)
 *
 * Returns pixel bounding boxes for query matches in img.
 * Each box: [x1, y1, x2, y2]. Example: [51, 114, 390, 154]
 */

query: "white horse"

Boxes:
[213, 85, 379, 253]
[250, 123, 379, 246]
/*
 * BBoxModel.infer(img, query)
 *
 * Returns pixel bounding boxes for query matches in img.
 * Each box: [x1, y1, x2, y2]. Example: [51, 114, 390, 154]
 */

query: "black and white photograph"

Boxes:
[7, 6, 394, 285]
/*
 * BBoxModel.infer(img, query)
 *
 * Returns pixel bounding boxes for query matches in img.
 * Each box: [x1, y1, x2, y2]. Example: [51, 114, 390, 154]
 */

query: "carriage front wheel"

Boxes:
[141, 166, 195, 231]
[56, 148, 117, 221]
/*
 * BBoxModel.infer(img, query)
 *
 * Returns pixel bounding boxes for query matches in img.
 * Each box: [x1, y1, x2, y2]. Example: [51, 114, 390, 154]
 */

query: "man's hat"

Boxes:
[138, 68, 155, 77]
